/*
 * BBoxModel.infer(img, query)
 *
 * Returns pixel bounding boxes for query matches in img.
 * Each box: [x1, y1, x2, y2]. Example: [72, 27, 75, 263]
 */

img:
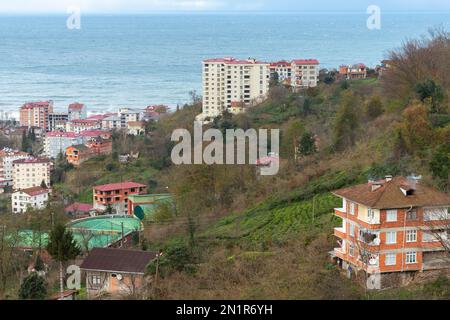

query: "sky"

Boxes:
[0, 0, 449, 13]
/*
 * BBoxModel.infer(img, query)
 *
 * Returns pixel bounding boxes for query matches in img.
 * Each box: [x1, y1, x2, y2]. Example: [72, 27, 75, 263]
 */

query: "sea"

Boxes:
[0, 12, 449, 118]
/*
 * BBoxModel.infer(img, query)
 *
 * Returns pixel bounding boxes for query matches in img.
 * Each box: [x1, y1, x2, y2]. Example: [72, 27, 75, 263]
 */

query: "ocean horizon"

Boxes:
[1, 12, 449, 118]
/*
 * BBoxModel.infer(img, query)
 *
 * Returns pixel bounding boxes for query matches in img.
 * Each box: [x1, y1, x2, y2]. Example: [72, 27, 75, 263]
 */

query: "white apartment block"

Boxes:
[0, 148, 30, 186]
[43, 132, 83, 159]
[198, 57, 271, 121]
[119, 108, 141, 128]
[12, 187, 50, 213]
[291, 59, 320, 88]
[12, 158, 51, 190]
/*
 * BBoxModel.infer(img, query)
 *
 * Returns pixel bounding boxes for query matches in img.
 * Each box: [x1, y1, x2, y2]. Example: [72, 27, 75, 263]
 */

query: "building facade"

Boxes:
[0, 148, 30, 186]
[339, 63, 367, 80]
[19, 101, 54, 131]
[66, 119, 101, 133]
[332, 176, 450, 289]
[68, 103, 87, 120]
[12, 187, 50, 213]
[48, 113, 69, 132]
[291, 59, 320, 88]
[12, 158, 51, 190]
[198, 57, 271, 121]
[43, 131, 83, 159]
[93, 182, 147, 214]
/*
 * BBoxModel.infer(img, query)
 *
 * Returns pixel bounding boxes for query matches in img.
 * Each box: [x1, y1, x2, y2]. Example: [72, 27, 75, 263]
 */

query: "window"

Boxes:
[349, 244, 355, 257]
[406, 230, 417, 243]
[91, 275, 101, 286]
[406, 209, 417, 220]
[386, 209, 397, 222]
[385, 253, 396, 266]
[349, 224, 355, 237]
[405, 252, 417, 264]
[385, 231, 397, 244]
[349, 202, 355, 215]
[367, 208, 375, 221]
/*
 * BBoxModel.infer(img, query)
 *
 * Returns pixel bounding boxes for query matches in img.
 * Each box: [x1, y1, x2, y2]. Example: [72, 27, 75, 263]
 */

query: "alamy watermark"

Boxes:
[367, 5, 381, 30]
[67, 6, 81, 30]
[171, 121, 280, 176]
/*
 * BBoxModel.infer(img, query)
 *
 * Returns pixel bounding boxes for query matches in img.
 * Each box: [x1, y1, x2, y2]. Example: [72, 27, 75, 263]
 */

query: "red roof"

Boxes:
[94, 182, 147, 192]
[21, 101, 52, 110]
[68, 103, 84, 111]
[269, 60, 291, 67]
[65, 202, 93, 213]
[292, 59, 319, 65]
[69, 119, 98, 125]
[204, 57, 267, 65]
[45, 131, 79, 138]
[79, 130, 111, 138]
[13, 157, 50, 165]
[18, 187, 50, 197]
[86, 113, 117, 121]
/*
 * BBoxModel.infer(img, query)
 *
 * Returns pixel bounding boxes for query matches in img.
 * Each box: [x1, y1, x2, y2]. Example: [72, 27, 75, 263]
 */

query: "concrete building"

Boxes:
[93, 182, 147, 214]
[43, 131, 83, 159]
[19, 101, 54, 131]
[339, 63, 367, 80]
[68, 103, 87, 120]
[48, 113, 69, 132]
[127, 121, 145, 136]
[12, 186, 50, 213]
[119, 108, 141, 128]
[332, 176, 450, 289]
[197, 57, 271, 121]
[66, 119, 101, 134]
[101, 115, 121, 130]
[12, 158, 51, 190]
[0, 148, 30, 187]
[269, 60, 293, 86]
[291, 59, 320, 88]
[66, 138, 112, 167]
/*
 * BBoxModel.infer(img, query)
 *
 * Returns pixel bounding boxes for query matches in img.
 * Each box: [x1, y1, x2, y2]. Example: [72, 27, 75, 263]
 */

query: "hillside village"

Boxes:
[0, 31, 449, 300]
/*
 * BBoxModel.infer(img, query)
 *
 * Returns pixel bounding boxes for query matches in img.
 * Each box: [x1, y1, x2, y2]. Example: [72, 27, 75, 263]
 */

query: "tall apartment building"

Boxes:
[93, 182, 147, 214]
[68, 103, 87, 120]
[43, 131, 83, 159]
[12, 158, 51, 190]
[332, 176, 450, 289]
[119, 108, 141, 128]
[0, 148, 30, 186]
[291, 59, 320, 88]
[197, 57, 271, 121]
[48, 113, 69, 132]
[19, 101, 54, 131]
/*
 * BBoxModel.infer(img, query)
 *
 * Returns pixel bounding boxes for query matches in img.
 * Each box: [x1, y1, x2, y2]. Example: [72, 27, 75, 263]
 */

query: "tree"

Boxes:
[332, 91, 360, 151]
[429, 143, 450, 188]
[40, 180, 48, 189]
[365, 96, 384, 120]
[18, 273, 47, 300]
[281, 119, 304, 160]
[399, 103, 434, 154]
[298, 132, 317, 157]
[21, 130, 30, 153]
[415, 79, 444, 113]
[34, 255, 45, 272]
[46, 224, 81, 299]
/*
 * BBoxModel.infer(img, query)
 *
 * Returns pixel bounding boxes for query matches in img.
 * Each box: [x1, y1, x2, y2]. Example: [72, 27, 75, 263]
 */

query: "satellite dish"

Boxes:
[116, 274, 123, 281]
[373, 238, 381, 246]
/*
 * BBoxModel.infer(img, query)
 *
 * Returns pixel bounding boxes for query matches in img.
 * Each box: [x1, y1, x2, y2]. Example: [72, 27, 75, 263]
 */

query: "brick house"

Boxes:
[93, 182, 147, 214]
[80, 247, 155, 299]
[332, 176, 450, 289]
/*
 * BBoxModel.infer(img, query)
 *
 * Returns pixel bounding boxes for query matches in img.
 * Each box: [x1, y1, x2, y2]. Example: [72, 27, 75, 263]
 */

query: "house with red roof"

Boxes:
[339, 63, 367, 80]
[12, 187, 50, 213]
[66, 119, 101, 134]
[68, 103, 87, 120]
[93, 182, 147, 214]
[19, 101, 54, 131]
[65, 202, 94, 218]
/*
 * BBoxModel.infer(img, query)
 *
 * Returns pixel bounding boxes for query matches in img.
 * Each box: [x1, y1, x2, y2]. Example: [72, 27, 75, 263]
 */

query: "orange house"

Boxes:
[332, 176, 450, 289]
[66, 139, 112, 167]
[93, 181, 147, 214]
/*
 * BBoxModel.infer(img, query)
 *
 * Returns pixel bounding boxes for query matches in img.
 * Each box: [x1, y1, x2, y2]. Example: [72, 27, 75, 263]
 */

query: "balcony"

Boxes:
[334, 227, 346, 239]
[334, 207, 346, 218]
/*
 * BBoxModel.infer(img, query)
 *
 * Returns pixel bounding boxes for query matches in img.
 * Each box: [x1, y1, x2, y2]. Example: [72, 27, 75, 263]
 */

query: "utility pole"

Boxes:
[120, 222, 124, 248]
[154, 251, 163, 296]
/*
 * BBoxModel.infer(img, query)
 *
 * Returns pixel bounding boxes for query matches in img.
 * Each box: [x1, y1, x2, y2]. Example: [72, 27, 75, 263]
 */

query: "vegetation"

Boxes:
[18, 273, 47, 300]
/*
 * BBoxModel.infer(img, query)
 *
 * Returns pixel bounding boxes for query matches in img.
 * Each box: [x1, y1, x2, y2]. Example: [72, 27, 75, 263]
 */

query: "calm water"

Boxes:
[0, 13, 449, 117]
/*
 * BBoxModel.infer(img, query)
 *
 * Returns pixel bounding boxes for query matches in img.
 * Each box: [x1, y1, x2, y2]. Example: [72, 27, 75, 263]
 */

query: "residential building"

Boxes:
[339, 63, 367, 80]
[291, 59, 320, 88]
[48, 113, 69, 132]
[66, 119, 101, 133]
[12, 187, 50, 213]
[0, 148, 30, 187]
[65, 202, 94, 218]
[269, 61, 292, 86]
[68, 103, 87, 120]
[19, 101, 54, 131]
[93, 182, 147, 214]
[332, 176, 450, 289]
[80, 247, 156, 299]
[79, 130, 112, 142]
[12, 158, 51, 190]
[197, 57, 271, 121]
[101, 115, 121, 130]
[66, 138, 112, 166]
[127, 121, 145, 135]
[43, 131, 83, 159]
[119, 108, 141, 128]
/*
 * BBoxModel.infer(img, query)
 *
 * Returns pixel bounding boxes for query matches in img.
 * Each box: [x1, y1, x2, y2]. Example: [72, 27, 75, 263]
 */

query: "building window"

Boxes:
[349, 202, 355, 215]
[349, 224, 355, 237]
[405, 251, 417, 264]
[406, 230, 417, 243]
[406, 209, 417, 220]
[367, 208, 375, 221]
[91, 275, 101, 286]
[385, 253, 396, 266]
[385, 231, 397, 244]
[386, 209, 397, 222]
[349, 244, 355, 257]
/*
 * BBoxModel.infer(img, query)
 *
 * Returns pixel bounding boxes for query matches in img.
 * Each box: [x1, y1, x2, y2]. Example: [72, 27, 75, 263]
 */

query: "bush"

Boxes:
[19, 273, 47, 300]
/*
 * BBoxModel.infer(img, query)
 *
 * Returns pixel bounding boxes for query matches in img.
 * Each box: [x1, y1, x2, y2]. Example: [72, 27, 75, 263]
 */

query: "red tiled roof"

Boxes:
[19, 186, 50, 197]
[204, 57, 267, 65]
[68, 103, 84, 110]
[70, 119, 98, 125]
[94, 182, 147, 192]
[65, 202, 93, 213]
[45, 131, 79, 138]
[21, 101, 52, 110]
[292, 59, 319, 65]
[269, 60, 291, 67]
[79, 130, 111, 138]
[13, 157, 50, 165]
[332, 176, 450, 209]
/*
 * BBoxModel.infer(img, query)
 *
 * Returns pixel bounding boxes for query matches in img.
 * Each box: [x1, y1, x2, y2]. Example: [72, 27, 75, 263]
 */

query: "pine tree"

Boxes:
[298, 132, 317, 157]
[46, 224, 80, 299]
[18, 273, 47, 300]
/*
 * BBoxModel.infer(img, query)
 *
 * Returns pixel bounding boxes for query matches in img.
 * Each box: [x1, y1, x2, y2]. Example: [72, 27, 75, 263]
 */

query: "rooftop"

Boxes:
[45, 131, 79, 138]
[16, 186, 50, 197]
[68, 103, 85, 111]
[13, 157, 50, 165]
[80, 247, 156, 274]
[204, 57, 268, 65]
[332, 176, 450, 209]
[65, 202, 94, 213]
[292, 59, 320, 65]
[94, 181, 147, 192]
